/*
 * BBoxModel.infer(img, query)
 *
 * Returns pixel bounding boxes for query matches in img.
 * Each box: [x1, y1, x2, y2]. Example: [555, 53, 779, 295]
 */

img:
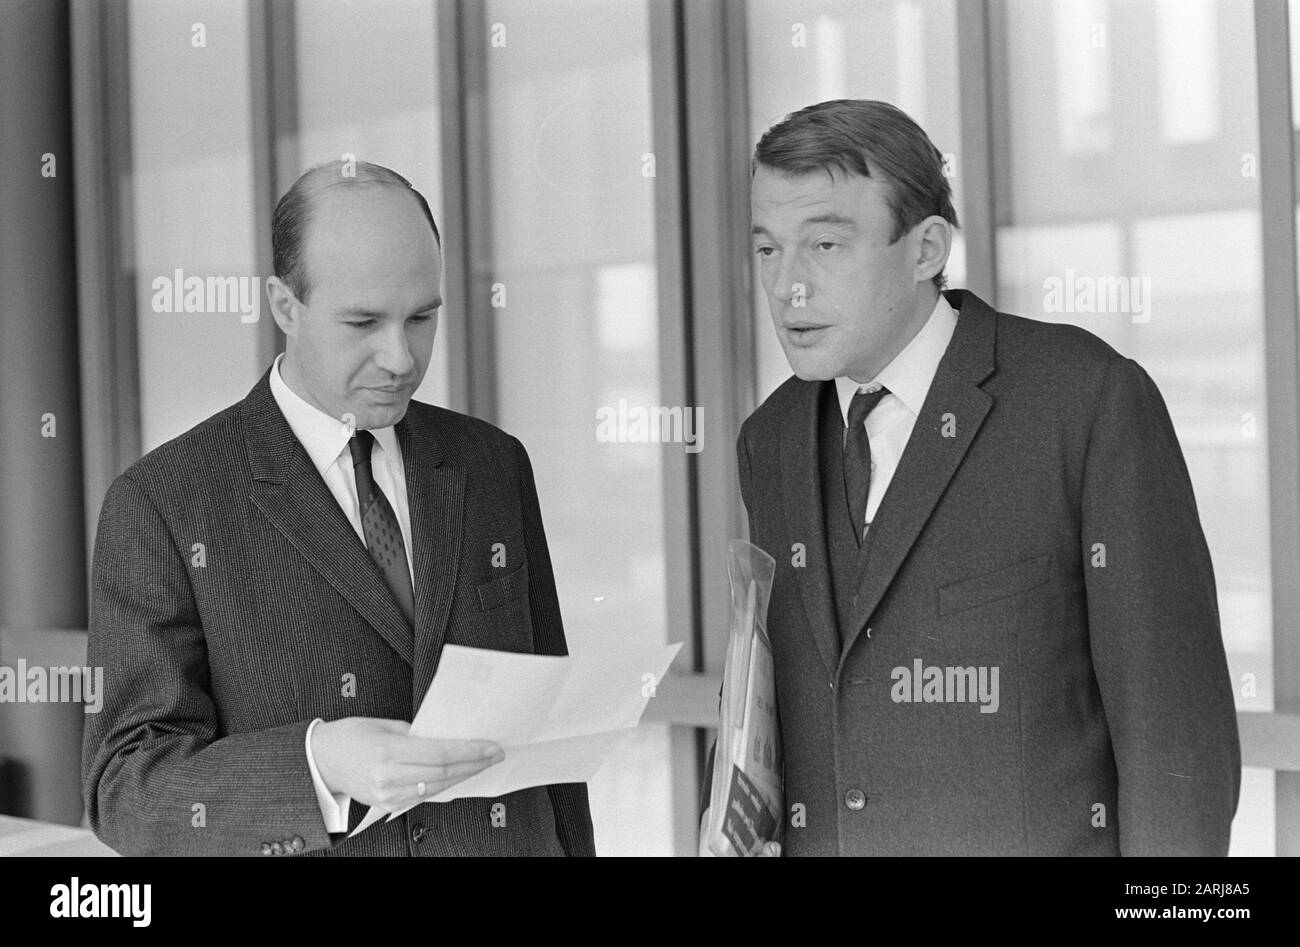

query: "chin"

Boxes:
[781, 351, 840, 383]
[351, 404, 402, 432]
[376, 403, 410, 427]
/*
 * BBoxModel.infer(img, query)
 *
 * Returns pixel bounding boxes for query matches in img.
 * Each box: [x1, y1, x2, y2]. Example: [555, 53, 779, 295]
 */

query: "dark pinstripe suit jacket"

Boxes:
[736, 289, 1240, 855]
[82, 367, 595, 856]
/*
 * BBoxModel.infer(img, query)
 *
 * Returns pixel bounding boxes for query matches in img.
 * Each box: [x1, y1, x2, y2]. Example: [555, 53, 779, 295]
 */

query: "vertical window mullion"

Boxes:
[1254, 0, 1300, 855]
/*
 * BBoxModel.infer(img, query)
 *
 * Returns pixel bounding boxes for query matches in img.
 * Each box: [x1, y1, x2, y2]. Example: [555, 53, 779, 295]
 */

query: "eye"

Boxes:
[814, 240, 839, 251]
[347, 320, 375, 329]
[754, 246, 775, 258]
[409, 313, 434, 323]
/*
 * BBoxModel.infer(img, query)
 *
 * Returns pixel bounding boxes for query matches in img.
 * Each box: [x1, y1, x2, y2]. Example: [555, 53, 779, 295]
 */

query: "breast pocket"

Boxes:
[938, 553, 1050, 617]
[474, 560, 535, 652]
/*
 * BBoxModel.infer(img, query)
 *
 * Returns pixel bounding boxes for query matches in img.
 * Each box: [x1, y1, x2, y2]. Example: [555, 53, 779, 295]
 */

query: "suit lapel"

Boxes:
[241, 369, 457, 668]
[838, 291, 998, 663]
[395, 405, 465, 677]
[780, 380, 840, 680]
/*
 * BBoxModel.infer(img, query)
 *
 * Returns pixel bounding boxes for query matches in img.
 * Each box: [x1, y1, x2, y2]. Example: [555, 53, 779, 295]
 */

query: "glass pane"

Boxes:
[1230, 766, 1276, 856]
[130, 0, 261, 450]
[997, 0, 1270, 848]
[293, 0, 449, 409]
[482, 0, 673, 856]
[1291, 0, 1300, 128]
[747, 0, 965, 401]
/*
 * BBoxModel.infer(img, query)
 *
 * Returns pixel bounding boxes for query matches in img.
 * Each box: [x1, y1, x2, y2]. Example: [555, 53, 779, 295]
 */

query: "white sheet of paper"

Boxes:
[350, 640, 681, 838]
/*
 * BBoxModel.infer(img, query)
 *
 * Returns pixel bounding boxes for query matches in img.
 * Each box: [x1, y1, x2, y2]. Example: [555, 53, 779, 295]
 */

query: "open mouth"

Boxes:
[785, 324, 829, 342]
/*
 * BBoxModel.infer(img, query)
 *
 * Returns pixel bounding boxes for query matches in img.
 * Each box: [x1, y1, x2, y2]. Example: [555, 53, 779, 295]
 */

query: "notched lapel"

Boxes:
[242, 370, 417, 667]
[840, 292, 998, 661]
[780, 381, 839, 680]
[396, 407, 465, 690]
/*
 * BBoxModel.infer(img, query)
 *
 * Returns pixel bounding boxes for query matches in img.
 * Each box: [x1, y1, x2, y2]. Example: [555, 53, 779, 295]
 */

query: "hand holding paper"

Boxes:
[351, 639, 681, 837]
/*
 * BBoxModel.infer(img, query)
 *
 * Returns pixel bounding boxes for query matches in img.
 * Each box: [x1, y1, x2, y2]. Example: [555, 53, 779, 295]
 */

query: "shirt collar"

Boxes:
[835, 293, 959, 426]
[268, 352, 403, 476]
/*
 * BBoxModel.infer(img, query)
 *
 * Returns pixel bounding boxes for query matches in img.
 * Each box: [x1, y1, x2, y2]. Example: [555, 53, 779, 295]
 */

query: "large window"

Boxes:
[130, 0, 261, 451]
[481, 0, 674, 856]
[995, 0, 1272, 855]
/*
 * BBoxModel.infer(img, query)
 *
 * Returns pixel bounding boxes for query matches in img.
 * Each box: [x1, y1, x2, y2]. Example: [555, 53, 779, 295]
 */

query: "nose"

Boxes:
[771, 251, 809, 306]
[374, 323, 416, 380]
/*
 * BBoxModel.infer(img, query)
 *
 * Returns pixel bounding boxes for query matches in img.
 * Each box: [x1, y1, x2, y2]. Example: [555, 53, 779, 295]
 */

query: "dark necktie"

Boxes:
[844, 386, 889, 547]
[349, 430, 416, 628]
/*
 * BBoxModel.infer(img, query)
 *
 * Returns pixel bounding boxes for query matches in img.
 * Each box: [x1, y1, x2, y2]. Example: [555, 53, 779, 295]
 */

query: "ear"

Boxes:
[265, 276, 301, 336]
[912, 215, 953, 285]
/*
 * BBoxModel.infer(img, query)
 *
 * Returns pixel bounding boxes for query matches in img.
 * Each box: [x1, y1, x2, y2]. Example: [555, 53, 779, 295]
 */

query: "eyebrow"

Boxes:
[336, 297, 442, 319]
[751, 214, 859, 236]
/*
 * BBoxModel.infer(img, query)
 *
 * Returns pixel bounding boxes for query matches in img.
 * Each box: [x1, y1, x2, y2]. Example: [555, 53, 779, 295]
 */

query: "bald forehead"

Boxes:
[306, 186, 433, 257]
[299, 185, 440, 297]
[310, 182, 425, 227]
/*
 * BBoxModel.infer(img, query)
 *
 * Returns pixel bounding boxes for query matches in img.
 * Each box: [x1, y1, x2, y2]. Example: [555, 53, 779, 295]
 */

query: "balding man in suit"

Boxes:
[83, 161, 595, 856]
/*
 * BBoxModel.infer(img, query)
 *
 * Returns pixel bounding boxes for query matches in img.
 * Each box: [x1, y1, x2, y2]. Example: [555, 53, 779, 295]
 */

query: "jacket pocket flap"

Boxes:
[938, 553, 1050, 616]
[477, 561, 530, 611]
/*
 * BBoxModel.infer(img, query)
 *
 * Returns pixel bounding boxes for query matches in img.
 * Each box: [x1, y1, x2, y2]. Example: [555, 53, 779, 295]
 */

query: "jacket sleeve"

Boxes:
[82, 472, 333, 856]
[512, 436, 597, 857]
[1080, 357, 1241, 855]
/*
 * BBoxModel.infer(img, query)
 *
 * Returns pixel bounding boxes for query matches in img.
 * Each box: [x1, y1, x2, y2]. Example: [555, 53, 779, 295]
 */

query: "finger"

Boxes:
[395, 756, 504, 787]
[391, 737, 504, 766]
[381, 754, 505, 795]
[399, 759, 504, 804]
[762, 841, 781, 857]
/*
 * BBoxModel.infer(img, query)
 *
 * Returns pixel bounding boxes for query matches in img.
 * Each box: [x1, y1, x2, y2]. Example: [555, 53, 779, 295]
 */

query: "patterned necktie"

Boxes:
[844, 386, 889, 547]
[349, 430, 416, 627]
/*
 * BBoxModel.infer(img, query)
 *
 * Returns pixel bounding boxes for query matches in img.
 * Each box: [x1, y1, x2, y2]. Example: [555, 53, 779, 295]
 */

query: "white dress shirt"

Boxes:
[268, 352, 416, 833]
[834, 293, 958, 537]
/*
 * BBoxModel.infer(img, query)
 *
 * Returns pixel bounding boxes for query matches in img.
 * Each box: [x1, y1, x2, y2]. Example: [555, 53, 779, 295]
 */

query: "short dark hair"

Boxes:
[271, 159, 441, 303]
[752, 99, 958, 289]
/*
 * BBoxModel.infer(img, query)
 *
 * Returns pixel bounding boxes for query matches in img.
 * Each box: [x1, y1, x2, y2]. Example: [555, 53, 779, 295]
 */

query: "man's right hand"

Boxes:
[311, 717, 504, 811]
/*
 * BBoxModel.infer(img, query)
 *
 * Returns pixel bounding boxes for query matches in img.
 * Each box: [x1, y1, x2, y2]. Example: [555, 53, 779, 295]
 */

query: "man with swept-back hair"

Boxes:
[705, 99, 1239, 856]
[83, 159, 595, 856]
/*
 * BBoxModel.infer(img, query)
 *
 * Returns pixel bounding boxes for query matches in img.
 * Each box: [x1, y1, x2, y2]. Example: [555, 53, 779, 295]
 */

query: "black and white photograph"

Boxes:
[0, 0, 1292, 908]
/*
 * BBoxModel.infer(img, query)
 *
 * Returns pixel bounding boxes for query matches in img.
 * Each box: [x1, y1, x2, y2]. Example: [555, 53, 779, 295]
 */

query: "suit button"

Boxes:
[260, 843, 273, 856]
[290, 836, 305, 853]
[270, 841, 285, 855]
[845, 789, 867, 810]
[411, 822, 426, 844]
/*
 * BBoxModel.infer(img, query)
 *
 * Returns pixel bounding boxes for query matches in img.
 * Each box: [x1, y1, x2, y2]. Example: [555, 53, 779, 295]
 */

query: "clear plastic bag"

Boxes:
[703, 540, 782, 857]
